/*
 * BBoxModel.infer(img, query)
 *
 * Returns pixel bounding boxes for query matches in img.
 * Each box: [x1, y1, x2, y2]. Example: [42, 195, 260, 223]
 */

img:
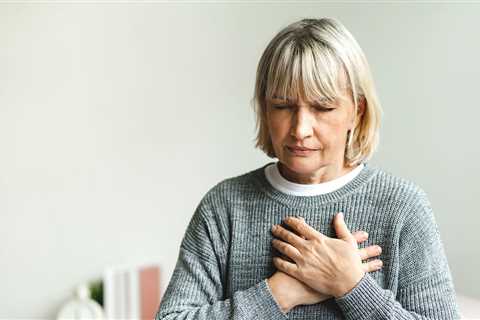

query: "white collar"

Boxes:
[264, 162, 365, 196]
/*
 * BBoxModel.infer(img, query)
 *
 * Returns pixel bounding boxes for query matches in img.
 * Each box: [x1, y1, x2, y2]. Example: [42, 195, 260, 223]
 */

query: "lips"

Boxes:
[286, 146, 317, 156]
[287, 146, 318, 151]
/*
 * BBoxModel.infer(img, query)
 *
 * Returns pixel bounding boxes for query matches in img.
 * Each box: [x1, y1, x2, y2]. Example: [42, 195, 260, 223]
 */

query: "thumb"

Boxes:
[333, 212, 356, 247]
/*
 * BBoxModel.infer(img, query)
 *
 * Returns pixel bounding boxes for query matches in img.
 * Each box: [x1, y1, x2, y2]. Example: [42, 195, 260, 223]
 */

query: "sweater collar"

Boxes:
[252, 161, 378, 209]
[265, 162, 365, 196]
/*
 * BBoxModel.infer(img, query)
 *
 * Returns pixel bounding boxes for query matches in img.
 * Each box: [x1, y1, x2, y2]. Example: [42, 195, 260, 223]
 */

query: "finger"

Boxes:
[352, 230, 368, 243]
[333, 212, 356, 246]
[272, 239, 302, 262]
[271, 224, 305, 248]
[362, 259, 383, 273]
[272, 256, 299, 277]
[283, 216, 323, 240]
[357, 245, 382, 261]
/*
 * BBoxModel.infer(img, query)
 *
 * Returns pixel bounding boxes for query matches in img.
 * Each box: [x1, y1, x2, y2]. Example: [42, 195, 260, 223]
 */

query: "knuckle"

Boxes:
[363, 262, 375, 273]
[303, 241, 315, 253]
[362, 263, 369, 272]
[367, 245, 381, 257]
[284, 233, 294, 243]
[358, 248, 367, 259]
[296, 224, 304, 233]
[279, 230, 289, 241]
[293, 266, 303, 278]
[274, 257, 284, 268]
[277, 227, 285, 236]
[316, 236, 326, 245]
[369, 259, 383, 271]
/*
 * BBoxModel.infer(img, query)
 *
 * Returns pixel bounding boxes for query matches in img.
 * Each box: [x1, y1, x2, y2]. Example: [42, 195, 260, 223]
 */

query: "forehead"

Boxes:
[264, 71, 351, 105]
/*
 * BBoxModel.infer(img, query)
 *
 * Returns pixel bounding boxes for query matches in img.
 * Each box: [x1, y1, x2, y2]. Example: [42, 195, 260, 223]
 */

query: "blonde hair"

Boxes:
[252, 18, 382, 167]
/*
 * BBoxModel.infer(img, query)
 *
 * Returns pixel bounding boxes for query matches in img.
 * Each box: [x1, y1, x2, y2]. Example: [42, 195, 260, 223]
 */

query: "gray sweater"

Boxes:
[156, 162, 460, 319]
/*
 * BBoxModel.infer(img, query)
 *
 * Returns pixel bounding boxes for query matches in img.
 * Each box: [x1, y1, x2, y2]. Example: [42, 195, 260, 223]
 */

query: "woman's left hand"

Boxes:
[271, 213, 366, 299]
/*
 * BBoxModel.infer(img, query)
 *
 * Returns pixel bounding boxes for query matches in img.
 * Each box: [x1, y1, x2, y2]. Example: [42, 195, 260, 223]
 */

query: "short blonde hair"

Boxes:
[252, 18, 382, 167]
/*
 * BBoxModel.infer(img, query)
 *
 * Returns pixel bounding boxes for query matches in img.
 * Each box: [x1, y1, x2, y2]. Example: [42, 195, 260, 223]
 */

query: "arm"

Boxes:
[155, 197, 288, 320]
[335, 190, 461, 319]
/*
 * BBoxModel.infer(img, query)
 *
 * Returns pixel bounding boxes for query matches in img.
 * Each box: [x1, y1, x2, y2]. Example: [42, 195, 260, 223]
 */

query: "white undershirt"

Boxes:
[264, 162, 365, 196]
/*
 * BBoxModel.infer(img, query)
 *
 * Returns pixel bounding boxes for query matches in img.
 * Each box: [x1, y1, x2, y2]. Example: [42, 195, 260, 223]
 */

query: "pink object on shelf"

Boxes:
[104, 263, 162, 320]
[140, 265, 161, 320]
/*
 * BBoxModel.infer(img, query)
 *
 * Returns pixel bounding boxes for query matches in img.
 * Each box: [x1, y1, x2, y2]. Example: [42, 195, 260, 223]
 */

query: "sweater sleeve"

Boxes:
[334, 189, 461, 319]
[155, 195, 288, 320]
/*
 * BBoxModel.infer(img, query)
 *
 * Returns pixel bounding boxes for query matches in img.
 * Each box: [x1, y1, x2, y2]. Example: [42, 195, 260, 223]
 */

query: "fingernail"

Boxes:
[376, 260, 383, 268]
[271, 225, 277, 232]
[376, 246, 382, 254]
[337, 212, 344, 219]
[296, 215, 305, 221]
[362, 231, 369, 237]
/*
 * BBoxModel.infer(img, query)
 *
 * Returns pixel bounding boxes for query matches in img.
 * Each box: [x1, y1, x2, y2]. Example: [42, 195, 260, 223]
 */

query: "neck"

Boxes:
[278, 161, 355, 184]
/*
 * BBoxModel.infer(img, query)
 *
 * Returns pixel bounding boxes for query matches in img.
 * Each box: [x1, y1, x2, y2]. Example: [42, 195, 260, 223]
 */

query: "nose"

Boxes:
[290, 107, 313, 140]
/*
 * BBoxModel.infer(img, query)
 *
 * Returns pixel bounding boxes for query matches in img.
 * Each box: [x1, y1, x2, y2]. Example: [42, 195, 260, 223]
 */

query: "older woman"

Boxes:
[156, 18, 460, 319]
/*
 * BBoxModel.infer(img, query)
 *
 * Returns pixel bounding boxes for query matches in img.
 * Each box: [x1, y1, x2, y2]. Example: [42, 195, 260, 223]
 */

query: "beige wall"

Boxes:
[1, 3, 479, 318]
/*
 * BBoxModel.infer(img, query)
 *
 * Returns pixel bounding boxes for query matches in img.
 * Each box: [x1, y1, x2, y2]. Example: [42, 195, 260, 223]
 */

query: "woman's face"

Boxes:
[265, 87, 363, 184]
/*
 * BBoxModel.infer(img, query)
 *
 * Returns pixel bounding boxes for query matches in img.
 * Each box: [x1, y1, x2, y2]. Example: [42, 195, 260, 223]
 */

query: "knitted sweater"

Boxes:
[156, 162, 460, 319]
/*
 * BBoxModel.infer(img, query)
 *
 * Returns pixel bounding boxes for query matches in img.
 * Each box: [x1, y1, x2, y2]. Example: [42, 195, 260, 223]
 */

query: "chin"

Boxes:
[280, 157, 324, 174]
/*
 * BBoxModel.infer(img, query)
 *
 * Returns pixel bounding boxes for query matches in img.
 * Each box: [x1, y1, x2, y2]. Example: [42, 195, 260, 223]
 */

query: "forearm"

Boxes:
[156, 249, 287, 320]
[335, 273, 460, 320]
[157, 278, 287, 320]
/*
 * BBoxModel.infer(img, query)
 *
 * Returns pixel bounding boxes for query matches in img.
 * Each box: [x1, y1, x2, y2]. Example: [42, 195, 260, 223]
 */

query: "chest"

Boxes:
[224, 202, 401, 318]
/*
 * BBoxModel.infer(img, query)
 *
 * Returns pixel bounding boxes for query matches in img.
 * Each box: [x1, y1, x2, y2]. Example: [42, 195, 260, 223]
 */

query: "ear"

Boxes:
[357, 95, 366, 117]
[349, 95, 366, 131]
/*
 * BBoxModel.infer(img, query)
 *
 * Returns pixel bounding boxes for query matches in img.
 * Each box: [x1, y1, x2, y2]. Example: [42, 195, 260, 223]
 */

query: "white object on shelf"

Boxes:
[57, 284, 105, 320]
[103, 263, 161, 320]
[457, 293, 480, 319]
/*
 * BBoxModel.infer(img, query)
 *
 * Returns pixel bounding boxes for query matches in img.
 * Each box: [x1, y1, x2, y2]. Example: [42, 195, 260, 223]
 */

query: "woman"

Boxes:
[156, 18, 460, 319]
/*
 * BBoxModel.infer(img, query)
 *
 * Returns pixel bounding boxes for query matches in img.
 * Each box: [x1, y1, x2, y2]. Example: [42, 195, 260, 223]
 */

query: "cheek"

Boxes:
[267, 116, 289, 141]
[314, 120, 348, 146]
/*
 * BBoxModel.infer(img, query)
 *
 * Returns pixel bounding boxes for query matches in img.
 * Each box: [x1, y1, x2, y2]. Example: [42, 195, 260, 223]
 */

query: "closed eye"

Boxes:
[271, 104, 291, 110]
[270, 103, 335, 112]
[314, 106, 335, 112]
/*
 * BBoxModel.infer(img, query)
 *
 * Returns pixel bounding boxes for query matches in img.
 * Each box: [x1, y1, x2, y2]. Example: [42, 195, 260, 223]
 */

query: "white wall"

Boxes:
[1, 3, 479, 318]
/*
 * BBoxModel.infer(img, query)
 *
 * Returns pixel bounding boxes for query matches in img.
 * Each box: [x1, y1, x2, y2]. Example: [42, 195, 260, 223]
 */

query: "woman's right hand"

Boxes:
[267, 230, 382, 313]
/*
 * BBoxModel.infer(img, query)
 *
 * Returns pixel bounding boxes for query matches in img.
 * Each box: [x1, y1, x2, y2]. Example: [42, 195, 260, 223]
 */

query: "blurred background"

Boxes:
[1, 2, 479, 319]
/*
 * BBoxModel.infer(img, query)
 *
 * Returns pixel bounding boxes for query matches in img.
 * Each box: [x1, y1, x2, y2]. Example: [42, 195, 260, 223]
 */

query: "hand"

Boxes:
[271, 213, 374, 299]
[267, 228, 382, 313]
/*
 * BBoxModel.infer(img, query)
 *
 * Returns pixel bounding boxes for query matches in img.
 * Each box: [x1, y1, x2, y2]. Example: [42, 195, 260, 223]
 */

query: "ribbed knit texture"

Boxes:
[156, 162, 461, 319]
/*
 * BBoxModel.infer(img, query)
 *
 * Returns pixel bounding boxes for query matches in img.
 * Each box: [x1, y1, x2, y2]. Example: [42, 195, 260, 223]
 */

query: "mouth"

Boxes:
[287, 146, 319, 151]
[286, 146, 319, 156]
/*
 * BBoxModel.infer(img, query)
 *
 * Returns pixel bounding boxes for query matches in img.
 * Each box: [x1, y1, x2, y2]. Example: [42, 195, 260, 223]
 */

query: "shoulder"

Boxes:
[181, 165, 268, 252]
[365, 164, 431, 209]
[362, 164, 437, 229]
[187, 164, 267, 231]
[200, 164, 268, 209]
